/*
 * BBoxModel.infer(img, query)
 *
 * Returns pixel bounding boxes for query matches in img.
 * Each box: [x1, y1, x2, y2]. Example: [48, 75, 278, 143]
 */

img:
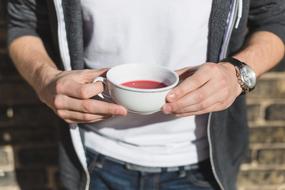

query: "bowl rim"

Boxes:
[106, 64, 179, 93]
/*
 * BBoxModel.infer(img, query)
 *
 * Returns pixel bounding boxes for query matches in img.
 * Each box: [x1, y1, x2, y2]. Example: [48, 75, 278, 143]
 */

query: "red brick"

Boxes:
[266, 104, 285, 121]
[250, 127, 285, 143]
[256, 149, 285, 165]
[238, 170, 285, 186]
[248, 77, 285, 99]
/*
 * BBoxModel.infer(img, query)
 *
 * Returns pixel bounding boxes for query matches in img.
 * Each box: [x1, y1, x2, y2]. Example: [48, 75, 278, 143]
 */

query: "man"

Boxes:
[7, 0, 285, 189]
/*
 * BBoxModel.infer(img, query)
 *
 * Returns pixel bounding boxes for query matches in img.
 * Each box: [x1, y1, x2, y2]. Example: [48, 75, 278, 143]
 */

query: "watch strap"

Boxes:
[234, 66, 249, 95]
[221, 57, 245, 69]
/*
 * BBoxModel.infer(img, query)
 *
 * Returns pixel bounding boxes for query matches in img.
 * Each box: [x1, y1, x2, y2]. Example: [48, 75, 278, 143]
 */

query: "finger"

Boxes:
[175, 94, 235, 117]
[176, 66, 199, 81]
[163, 80, 222, 114]
[57, 110, 109, 123]
[78, 68, 108, 83]
[56, 79, 105, 99]
[54, 95, 127, 115]
[167, 67, 210, 103]
[175, 102, 224, 117]
[65, 118, 106, 124]
[172, 93, 223, 114]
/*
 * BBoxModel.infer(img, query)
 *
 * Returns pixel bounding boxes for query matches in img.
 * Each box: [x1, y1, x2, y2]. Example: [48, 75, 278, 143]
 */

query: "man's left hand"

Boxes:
[162, 62, 242, 117]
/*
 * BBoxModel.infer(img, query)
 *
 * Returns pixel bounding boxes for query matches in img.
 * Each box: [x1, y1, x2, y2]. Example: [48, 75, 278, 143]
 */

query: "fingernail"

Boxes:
[167, 93, 176, 102]
[163, 105, 172, 114]
[119, 107, 128, 116]
[113, 108, 122, 115]
[122, 109, 128, 116]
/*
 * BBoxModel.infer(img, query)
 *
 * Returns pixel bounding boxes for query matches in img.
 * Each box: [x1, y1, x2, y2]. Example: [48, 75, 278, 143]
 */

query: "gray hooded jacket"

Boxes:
[7, 0, 285, 189]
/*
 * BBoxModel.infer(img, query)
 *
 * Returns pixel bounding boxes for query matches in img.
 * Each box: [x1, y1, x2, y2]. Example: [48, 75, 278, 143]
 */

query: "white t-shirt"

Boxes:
[81, 0, 212, 167]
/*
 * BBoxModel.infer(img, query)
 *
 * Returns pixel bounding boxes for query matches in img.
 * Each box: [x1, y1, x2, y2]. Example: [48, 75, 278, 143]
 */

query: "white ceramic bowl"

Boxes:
[106, 64, 179, 114]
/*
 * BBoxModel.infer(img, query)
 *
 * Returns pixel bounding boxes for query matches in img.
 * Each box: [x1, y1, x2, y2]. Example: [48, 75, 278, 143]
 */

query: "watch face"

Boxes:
[240, 65, 256, 89]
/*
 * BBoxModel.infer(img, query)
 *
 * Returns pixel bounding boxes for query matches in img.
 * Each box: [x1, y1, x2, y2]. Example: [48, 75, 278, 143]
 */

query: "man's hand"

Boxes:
[162, 63, 242, 117]
[9, 36, 127, 124]
[36, 69, 127, 124]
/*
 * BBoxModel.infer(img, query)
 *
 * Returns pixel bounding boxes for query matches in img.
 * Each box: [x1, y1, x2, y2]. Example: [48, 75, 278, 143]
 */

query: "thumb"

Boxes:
[80, 69, 108, 98]
[67, 69, 108, 99]
[80, 81, 105, 99]
[80, 68, 109, 83]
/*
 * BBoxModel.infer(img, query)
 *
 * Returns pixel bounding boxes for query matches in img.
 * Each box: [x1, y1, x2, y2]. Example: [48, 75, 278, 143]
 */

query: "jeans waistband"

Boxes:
[86, 148, 209, 173]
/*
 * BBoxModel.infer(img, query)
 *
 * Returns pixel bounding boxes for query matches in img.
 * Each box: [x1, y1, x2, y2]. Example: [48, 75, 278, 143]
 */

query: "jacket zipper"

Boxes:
[208, 0, 240, 190]
[219, 0, 240, 60]
[53, 0, 90, 190]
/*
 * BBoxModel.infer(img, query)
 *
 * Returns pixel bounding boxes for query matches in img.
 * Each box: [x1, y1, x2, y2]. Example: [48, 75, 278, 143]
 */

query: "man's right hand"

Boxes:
[9, 36, 127, 124]
[36, 68, 128, 124]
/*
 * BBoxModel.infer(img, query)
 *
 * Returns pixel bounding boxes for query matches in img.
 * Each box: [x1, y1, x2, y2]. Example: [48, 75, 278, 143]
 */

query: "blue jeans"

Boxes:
[86, 149, 220, 190]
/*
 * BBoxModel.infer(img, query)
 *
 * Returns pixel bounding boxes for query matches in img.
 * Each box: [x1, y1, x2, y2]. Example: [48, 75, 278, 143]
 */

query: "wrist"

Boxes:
[221, 57, 257, 95]
[33, 63, 62, 93]
[220, 62, 243, 95]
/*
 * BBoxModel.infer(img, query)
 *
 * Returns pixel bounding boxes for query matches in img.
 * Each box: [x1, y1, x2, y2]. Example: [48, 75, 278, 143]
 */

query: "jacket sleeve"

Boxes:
[7, 0, 50, 46]
[248, 0, 285, 44]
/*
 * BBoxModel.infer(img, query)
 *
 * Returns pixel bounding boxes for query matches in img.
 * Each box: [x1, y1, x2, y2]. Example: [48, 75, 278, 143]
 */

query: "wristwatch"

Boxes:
[221, 57, 256, 95]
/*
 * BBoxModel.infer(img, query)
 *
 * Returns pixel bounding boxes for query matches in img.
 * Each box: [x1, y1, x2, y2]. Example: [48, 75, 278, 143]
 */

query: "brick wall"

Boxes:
[1, 1, 285, 190]
[0, 1, 62, 190]
[238, 73, 285, 190]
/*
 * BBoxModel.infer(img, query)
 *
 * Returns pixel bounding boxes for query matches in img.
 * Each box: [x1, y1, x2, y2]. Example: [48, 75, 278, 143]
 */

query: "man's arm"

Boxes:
[163, 33, 284, 116]
[238, 0, 285, 76]
[8, 1, 127, 124]
[9, 36, 127, 123]
[162, 0, 285, 116]
[162, 31, 284, 116]
[234, 31, 284, 77]
[9, 36, 59, 94]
